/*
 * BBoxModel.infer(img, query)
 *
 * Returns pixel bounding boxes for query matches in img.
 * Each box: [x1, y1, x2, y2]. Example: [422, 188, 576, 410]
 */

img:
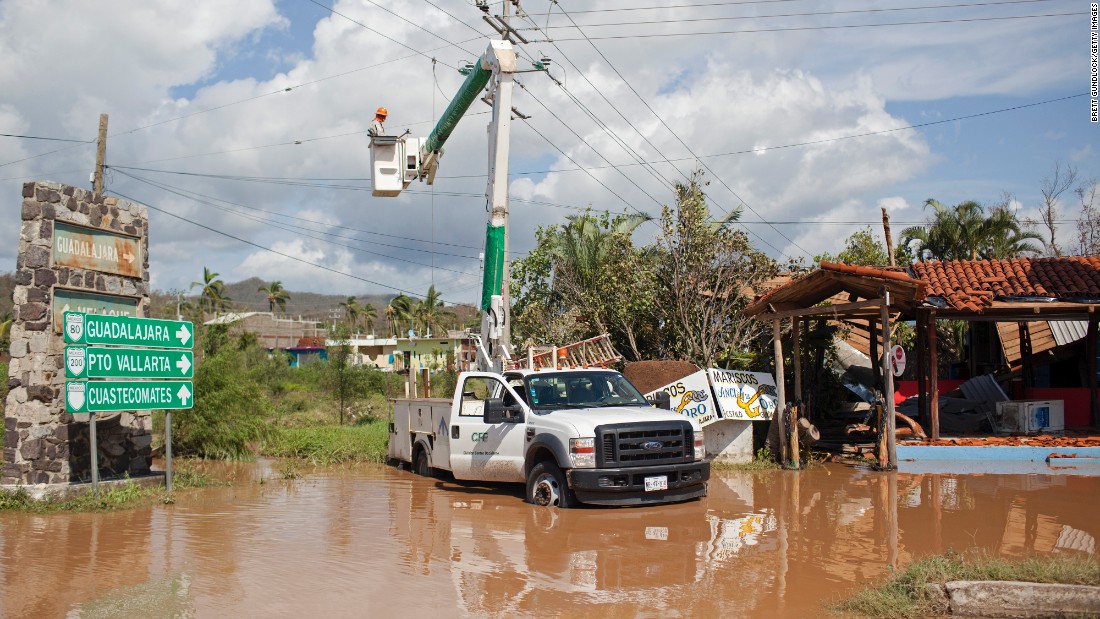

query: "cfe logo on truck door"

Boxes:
[471, 431, 490, 443]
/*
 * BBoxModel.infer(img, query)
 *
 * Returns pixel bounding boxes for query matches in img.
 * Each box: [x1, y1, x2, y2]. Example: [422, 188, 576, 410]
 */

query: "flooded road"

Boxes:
[1, 462, 1097, 618]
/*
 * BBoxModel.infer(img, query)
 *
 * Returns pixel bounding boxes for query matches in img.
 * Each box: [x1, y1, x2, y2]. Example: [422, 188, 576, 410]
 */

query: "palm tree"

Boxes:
[191, 267, 230, 315]
[259, 280, 290, 314]
[553, 212, 652, 287]
[386, 294, 414, 337]
[415, 285, 453, 336]
[900, 199, 1043, 261]
[361, 302, 378, 335]
[339, 296, 361, 330]
[983, 207, 1044, 259]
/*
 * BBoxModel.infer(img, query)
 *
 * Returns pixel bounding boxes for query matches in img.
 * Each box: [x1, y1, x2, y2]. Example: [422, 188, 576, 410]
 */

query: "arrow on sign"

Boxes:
[177, 384, 192, 406]
[176, 324, 192, 346]
[122, 249, 136, 264]
[176, 354, 192, 375]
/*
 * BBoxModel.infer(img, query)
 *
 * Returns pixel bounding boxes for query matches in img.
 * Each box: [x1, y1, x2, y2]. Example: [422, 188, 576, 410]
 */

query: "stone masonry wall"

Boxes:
[3, 181, 152, 485]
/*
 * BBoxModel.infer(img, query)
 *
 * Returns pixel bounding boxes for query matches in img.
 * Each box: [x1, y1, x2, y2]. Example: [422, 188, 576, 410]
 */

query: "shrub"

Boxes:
[171, 348, 271, 459]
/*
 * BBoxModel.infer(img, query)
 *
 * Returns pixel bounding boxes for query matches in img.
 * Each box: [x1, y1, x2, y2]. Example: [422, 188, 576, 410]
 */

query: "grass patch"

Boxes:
[0, 481, 152, 513]
[711, 447, 782, 471]
[834, 550, 1100, 618]
[260, 420, 390, 465]
[0, 463, 227, 513]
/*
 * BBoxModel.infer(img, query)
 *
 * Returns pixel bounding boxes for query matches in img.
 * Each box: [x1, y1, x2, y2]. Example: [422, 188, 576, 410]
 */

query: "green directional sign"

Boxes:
[63, 312, 193, 349]
[65, 346, 193, 379]
[65, 380, 194, 413]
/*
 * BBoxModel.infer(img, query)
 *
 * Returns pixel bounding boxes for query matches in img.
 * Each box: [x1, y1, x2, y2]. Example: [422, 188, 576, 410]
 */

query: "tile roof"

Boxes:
[913, 256, 1100, 311]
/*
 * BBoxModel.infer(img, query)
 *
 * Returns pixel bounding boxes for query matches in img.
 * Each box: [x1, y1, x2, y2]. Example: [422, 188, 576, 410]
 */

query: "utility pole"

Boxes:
[93, 113, 108, 194]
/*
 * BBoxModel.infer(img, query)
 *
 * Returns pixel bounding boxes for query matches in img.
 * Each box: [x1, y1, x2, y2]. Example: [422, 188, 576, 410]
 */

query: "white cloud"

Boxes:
[0, 0, 1082, 304]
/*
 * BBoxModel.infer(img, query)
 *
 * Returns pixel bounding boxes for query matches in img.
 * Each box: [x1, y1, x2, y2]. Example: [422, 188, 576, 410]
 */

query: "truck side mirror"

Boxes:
[654, 392, 672, 410]
[483, 398, 522, 424]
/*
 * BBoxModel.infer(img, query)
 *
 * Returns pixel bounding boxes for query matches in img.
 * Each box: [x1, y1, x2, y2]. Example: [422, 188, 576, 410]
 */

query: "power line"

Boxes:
[0, 133, 93, 143]
[551, 4, 810, 258]
[107, 188, 471, 302]
[101, 91, 1082, 188]
[113, 170, 485, 276]
[548, 12, 1078, 40]
[538, 0, 1065, 29]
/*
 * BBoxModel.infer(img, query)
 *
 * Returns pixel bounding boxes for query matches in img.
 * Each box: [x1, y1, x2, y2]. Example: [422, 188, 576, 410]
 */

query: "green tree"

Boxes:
[510, 210, 656, 360]
[815, 226, 891, 266]
[172, 346, 271, 459]
[900, 199, 1042, 261]
[339, 296, 361, 330]
[360, 302, 378, 334]
[386, 294, 414, 337]
[324, 323, 362, 424]
[415, 285, 453, 336]
[191, 267, 231, 315]
[654, 172, 779, 368]
[259, 280, 290, 314]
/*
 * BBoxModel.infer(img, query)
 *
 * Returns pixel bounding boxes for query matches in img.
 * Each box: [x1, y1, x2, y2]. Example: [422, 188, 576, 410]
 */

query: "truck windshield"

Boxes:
[524, 372, 650, 412]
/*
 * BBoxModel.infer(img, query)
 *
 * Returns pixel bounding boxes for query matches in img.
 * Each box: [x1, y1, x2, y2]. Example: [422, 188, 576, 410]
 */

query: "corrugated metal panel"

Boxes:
[1049, 320, 1088, 346]
[959, 374, 1009, 413]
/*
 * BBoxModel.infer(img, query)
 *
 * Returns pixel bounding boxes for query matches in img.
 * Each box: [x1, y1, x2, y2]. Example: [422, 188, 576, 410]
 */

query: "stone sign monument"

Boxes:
[3, 181, 153, 486]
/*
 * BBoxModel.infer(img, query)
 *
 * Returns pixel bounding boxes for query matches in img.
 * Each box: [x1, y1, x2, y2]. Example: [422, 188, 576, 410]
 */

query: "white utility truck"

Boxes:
[375, 24, 709, 505]
[388, 368, 710, 507]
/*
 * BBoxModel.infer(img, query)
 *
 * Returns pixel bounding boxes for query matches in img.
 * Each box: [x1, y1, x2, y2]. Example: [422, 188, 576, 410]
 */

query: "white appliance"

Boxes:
[995, 400, 1065, 434]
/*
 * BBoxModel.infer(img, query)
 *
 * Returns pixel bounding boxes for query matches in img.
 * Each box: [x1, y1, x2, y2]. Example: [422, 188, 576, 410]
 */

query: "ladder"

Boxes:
[511, 333, 622, 370]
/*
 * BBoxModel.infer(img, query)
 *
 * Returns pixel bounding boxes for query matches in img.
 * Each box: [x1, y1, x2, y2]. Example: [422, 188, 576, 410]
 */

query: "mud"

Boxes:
[1, 462, 1097, 618]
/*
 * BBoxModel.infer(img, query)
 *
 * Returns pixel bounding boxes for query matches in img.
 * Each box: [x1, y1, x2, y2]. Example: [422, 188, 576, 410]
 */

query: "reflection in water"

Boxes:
[0, 462, 1096, 618]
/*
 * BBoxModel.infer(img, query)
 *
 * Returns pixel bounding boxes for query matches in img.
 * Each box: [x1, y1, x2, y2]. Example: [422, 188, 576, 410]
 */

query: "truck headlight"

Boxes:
[570, 437, 596, 468]
[694, 434, 705, 461]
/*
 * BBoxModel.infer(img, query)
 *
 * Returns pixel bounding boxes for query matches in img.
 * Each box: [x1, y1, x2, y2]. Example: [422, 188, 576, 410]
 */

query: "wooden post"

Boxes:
[420, 368, 430, 398]
[916, 310, 928, 430]
[881, 294, 896, 469]
[93, 113, 108, 194]
[1089, 313, 1099, 426]
[876, 400, 888, 468]
[773, 319, 788, 465]
[882, 207, 896, 267]
[1019, 322, 1034, 397]
[793, 318, 802, 404]
[869, 319, 881, 390]
[788, 403, 801, 469]
[929, 312, 940, 440]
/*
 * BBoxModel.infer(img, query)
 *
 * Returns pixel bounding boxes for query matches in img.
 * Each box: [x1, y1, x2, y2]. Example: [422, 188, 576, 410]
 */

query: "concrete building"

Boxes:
[204, 312, 326, 352]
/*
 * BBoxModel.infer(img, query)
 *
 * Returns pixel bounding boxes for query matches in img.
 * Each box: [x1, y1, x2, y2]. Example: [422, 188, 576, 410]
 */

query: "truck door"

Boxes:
[450, 374, 527, 483]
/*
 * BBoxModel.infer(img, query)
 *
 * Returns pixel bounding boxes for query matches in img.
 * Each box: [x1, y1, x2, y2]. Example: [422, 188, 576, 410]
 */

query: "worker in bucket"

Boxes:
[369, 106, 387, 136]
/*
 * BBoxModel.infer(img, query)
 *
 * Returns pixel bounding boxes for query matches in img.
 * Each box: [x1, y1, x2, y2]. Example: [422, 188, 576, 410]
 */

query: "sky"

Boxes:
[0, 0, 1094, 313]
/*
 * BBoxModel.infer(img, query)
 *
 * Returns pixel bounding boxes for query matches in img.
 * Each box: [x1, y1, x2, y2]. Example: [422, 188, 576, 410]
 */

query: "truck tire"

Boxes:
[526, 461, 575, 508]
[414, 448, 432, 477]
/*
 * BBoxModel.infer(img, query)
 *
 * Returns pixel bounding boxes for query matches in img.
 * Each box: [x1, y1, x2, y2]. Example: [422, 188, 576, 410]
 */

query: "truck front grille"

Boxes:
[595, 421, 693, 468]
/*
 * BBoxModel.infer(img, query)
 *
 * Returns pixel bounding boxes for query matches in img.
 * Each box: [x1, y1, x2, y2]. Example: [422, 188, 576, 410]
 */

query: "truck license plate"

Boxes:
[644, 475, 668, 492]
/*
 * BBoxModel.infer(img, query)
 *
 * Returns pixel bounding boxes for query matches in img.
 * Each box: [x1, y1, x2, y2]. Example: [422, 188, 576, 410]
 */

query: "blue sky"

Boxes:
[0, 0, 1094, 309]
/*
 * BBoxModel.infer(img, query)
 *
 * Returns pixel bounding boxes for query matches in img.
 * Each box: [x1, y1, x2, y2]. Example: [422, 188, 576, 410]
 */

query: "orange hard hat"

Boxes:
[376, 106, 388, 117]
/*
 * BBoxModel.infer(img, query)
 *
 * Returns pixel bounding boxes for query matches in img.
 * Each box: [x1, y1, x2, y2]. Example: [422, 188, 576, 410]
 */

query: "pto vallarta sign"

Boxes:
[64, 312, 192, 349]
[65, 346, 193, 379]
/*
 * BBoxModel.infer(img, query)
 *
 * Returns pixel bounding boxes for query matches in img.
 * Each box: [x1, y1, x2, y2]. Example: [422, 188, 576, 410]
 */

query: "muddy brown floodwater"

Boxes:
[1, 462, 1097, 618]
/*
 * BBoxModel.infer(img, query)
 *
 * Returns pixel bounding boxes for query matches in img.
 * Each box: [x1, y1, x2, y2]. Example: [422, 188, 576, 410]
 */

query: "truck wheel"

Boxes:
[527, 461, 575, 508]
[414, 449, 432, 477]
